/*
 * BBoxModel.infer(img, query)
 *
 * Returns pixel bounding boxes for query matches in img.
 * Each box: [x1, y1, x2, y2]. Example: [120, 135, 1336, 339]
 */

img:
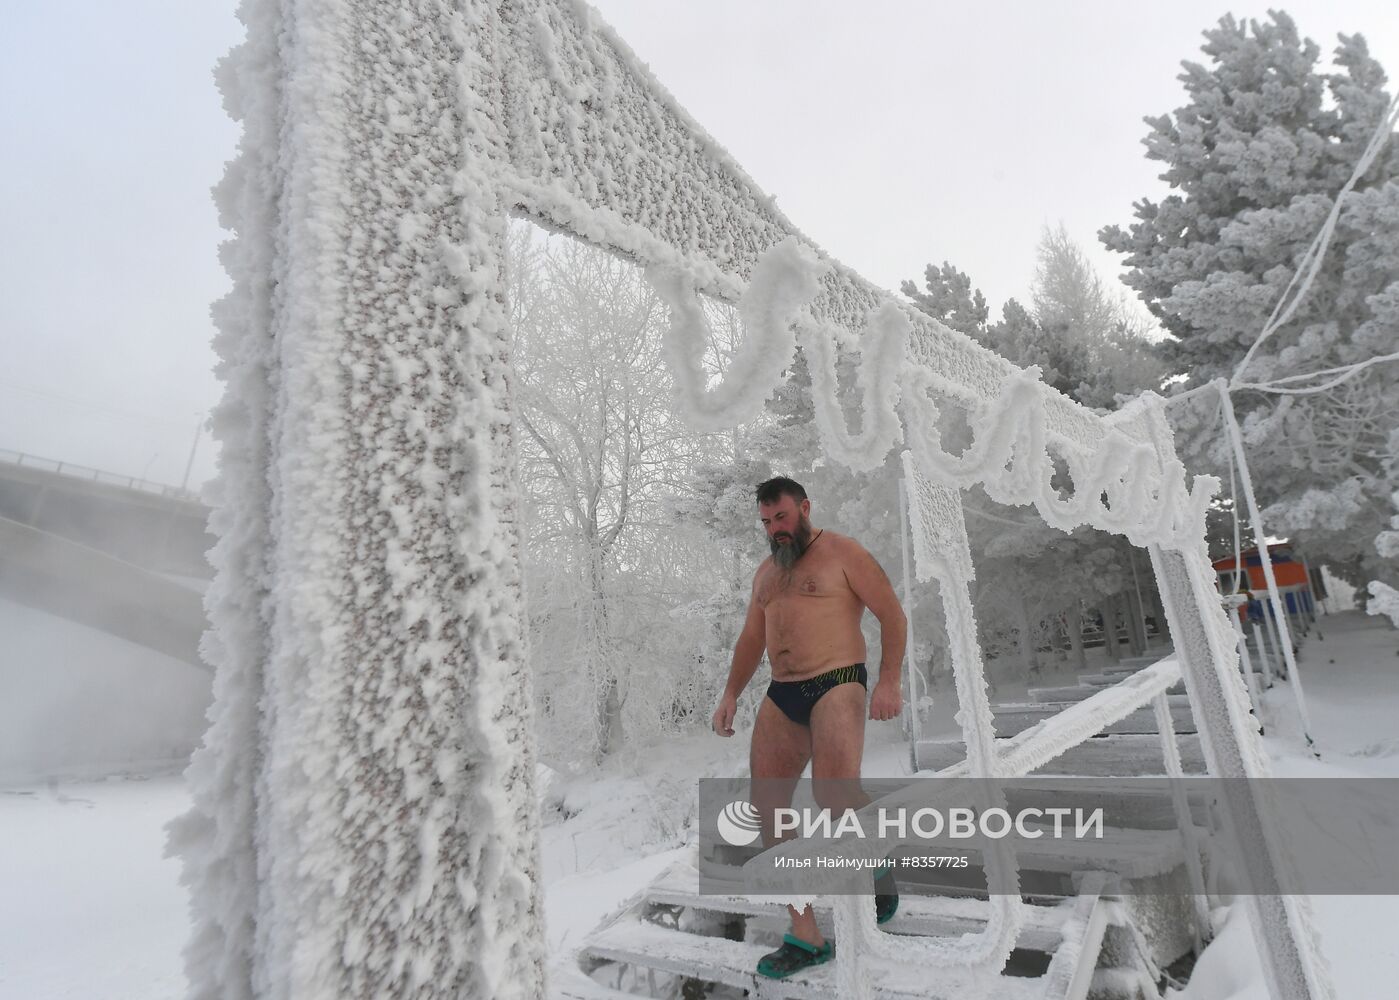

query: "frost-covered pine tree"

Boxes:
[1032, 225, 1165, 411]
[900, 261, 990, 338]
[1101, 12, 1399, 591]
[902, 233, 1163, 412]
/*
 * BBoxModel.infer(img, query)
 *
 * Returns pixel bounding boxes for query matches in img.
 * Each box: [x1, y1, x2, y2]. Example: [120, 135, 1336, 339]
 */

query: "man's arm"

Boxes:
[712, 574, 766, 737]
[843, 541, 908, 721]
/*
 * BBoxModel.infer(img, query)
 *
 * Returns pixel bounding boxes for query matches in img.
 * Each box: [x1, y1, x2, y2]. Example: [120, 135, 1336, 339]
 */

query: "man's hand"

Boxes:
[712, 694, 738, 737]
[869, 678, 902, 722]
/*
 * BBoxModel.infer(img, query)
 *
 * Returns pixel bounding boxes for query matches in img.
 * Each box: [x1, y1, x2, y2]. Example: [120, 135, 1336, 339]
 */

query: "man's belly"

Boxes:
[766, 630, 866, 681]
[763, 595, 866, 681]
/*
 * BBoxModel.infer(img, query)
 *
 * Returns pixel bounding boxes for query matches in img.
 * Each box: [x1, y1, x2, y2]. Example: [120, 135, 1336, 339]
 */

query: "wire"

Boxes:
[962, 504, 1042, 530]
[1161, 378, 1226, 409]
[1219, 391, 1320, 755]
[1233, 91, 1399, 386]
[1160, 88, 1399, 411]
[1234, 349, 1399, 396]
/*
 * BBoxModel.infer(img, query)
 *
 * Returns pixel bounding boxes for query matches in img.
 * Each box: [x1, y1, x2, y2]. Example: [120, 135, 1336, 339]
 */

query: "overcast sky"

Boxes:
[1, 2, 1395, 490]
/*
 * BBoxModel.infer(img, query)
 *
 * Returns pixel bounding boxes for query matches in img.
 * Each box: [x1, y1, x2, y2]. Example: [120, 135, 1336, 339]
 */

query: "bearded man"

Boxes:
[711, 476, 907, 979]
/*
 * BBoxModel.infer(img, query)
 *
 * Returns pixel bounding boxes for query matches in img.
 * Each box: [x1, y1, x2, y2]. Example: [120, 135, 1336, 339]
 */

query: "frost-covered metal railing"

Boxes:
[0, 448, 199, 502]
[182, 3, 1334, 998]
[930, 659, 1183, 780]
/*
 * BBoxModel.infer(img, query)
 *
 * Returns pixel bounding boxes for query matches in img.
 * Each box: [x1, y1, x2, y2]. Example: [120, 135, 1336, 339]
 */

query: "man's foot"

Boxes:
[756, 933, 834, 979]
[874, 864, 899, 924]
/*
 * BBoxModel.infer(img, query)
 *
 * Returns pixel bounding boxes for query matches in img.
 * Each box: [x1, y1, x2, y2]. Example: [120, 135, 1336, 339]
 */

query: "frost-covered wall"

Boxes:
[172, 0, 1330, 998]
[499, 0, 1123, 454]
[172, 1, 544, 998]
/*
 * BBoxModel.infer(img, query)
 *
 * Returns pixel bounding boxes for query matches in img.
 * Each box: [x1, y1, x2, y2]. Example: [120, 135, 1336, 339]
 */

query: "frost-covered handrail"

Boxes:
[997, 658, 1181, 778]
[0, 448, 200, 502]
[753, 661, 1184, 849]
[1154, 690, 1212, 946]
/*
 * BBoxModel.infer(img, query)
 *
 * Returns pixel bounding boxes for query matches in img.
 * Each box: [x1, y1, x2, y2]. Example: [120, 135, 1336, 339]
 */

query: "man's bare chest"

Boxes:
[756, 559, 855, 609]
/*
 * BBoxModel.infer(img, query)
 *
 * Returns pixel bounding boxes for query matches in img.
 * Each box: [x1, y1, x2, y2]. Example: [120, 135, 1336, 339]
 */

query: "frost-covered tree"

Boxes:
[666, 457, 775, 724]
[508, 231, 733, 761]
[1367, 489, 1399, 625]
[1101, 12, 1399, 589]
[1033, 225, 1166, 410]
[902, 232, 1163, 411]
[900, 261, 989, 339]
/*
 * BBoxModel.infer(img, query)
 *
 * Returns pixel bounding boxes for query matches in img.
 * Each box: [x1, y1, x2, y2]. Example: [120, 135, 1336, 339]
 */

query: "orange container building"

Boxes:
[1212, 543, 1321, 618]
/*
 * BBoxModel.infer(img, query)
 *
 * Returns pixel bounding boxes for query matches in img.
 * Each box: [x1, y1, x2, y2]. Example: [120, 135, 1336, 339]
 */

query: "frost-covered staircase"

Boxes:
[560, 809, 1196, 999]
[557, 863, 1125, 999]
[561, 650, 1208, 999]
[915, 649, 1214, 777]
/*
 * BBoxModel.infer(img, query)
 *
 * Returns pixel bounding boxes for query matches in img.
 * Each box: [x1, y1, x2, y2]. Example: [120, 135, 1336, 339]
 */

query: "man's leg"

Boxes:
[809, 682, 866, 775]
[810, 682, 899, 925]
[749, 696, 815, 942]
[809, 681, 868, 808]
[756, 682, 867, 947]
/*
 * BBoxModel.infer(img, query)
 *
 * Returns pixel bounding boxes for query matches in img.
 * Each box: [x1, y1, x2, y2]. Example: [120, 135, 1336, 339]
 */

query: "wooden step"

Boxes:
[916, 733, 1206, 777]
[1079, 672, 1142, 687]
[1110, 652, 1171, 666]
[1086, 666, 1265, 689]
[1096, 652, 1174, 671]
[993, 701, 1196, 737]
[1028, 684, 1112, 701]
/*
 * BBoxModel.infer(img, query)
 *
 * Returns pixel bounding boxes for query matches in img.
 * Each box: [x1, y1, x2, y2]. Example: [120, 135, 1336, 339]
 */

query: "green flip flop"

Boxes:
[756, 933, 834, 979]
[874, 863, 899, 924]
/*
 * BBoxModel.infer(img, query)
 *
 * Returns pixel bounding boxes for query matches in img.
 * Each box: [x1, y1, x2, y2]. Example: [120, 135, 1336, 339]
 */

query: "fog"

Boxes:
[0, 595, 210, 782]
[0, 454, 211, 781]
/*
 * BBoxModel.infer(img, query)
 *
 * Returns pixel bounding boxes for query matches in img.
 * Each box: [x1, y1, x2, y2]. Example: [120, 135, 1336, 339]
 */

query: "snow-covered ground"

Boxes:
[1, 611, 1395, 999]
[0, 772, 190, 999]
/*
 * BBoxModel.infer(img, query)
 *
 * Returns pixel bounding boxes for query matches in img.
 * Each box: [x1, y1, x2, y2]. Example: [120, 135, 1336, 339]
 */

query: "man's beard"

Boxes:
[769, 516, 814, 571]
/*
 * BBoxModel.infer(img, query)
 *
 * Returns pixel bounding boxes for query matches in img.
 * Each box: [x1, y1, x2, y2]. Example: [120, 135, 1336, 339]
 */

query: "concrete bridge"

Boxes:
[0, 450, 213, 666]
